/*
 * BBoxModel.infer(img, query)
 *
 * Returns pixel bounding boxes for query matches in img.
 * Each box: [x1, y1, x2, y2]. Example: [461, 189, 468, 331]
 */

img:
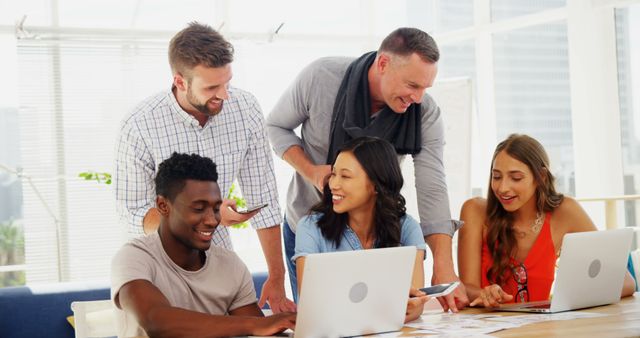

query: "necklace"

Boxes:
[531, 212, 544, 234]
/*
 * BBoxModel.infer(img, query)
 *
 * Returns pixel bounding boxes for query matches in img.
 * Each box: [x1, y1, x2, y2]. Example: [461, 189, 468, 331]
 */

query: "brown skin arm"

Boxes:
[622, 271, 636, 297]
[412, 249, 425, 289]
[228, 303, 265, 317]
[469, 283, 513, 308]
[427, 233, 469, 312]
[256, 225, 297, 313]
[142, 208, 161, 234]
[116, 280, 295, 338]
[457, 198, 488, 303]
[406, 288, 429, 323]
[295, 257, 306, 296]
[406, 250, 428, 323]
[459, 199, 515, 307]
[282, 145, 332, 191]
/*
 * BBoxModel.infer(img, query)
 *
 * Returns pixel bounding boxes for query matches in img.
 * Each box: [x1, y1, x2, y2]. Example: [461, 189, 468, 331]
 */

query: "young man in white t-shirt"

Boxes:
[111, 153, 295, 337]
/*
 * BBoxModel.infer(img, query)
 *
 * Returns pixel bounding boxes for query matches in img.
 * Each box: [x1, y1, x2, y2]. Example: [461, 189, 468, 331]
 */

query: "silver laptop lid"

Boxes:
[550, 228, 633, 312]
[295, 246, 416, 338]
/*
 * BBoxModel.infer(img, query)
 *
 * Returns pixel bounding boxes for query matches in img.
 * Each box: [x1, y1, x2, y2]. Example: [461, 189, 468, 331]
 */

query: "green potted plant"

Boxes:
[78, 172, 249, 229]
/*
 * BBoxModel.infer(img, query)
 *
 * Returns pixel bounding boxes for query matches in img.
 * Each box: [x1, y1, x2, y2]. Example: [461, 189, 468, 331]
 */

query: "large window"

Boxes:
[1, 0, 638, 287]
[616, 5, 640, 233]
[0, 106, 24, 287]
[58, 0, 219, 30]
[0, 0, 379, 287]
[16, 41, 168, 283]
[493, 23, 574, 195]
[492, 0, 566, 21]
[0, 35, 25, 287]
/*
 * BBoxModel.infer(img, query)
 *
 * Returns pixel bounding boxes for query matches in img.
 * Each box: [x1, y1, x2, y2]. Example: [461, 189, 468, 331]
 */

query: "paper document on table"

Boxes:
[405, 312, 518, 335]
[485, 311, 607, 325]
[403, 311, 608, 336]
[363, 329, 452, 337]
[247, 312, 608, 337]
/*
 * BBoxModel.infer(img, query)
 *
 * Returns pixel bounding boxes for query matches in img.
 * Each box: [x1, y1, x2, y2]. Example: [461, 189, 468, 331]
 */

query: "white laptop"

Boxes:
[497, 228, 633, 313]
[294, 246, 416, 338]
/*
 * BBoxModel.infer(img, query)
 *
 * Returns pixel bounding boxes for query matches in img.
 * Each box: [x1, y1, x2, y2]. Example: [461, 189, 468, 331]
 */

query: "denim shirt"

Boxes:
[292, 213, 427, 264]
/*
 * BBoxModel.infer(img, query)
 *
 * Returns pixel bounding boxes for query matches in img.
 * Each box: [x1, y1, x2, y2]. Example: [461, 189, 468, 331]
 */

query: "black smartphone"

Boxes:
[419, 281, 460, 297]
[236, 203, 268, 214]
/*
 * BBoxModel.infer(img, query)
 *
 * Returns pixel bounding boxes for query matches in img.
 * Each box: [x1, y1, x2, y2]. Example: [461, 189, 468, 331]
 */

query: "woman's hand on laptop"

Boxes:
[251, 312, 296, 336]
[405, 288, 430, 323]
[469, 284, 513, 308]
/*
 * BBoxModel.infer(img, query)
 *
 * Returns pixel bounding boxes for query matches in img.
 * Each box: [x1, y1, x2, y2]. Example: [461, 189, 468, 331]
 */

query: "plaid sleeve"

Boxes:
[114, 118, 156, 236]
[236, 99, 282, 230]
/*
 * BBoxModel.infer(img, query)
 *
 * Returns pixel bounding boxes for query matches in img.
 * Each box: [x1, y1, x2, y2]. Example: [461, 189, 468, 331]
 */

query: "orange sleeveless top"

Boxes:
[480, 212, 556, 302]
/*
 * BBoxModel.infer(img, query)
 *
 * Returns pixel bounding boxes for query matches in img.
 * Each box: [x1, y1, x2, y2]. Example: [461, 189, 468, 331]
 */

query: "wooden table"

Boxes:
[400, 293, 640, 337]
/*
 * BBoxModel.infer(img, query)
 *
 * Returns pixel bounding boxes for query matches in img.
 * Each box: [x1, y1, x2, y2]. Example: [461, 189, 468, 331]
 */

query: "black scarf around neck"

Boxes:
[326, 51, 422, 164]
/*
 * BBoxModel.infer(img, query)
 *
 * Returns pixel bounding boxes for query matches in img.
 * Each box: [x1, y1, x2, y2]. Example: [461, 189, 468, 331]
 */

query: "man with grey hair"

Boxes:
[115, 22, 295, 313]
[267, 27, 469, 311]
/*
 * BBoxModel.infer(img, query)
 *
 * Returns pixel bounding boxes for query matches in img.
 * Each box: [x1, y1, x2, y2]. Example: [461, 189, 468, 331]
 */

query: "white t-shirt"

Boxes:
[111, 231, 257, 337]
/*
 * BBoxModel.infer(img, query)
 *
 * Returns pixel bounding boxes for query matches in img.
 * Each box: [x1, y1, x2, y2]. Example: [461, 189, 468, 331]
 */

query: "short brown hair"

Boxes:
[168, 22, 234, 77]
[378, 27, 439, 63]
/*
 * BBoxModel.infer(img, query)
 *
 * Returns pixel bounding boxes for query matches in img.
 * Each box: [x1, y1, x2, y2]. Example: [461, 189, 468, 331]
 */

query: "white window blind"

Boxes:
[14, 31, 371, 283]
[17, 38, 170, 283]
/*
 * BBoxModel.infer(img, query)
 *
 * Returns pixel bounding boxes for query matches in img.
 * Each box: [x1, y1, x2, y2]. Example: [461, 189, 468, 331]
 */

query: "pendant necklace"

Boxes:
[531, 212, 544, 234]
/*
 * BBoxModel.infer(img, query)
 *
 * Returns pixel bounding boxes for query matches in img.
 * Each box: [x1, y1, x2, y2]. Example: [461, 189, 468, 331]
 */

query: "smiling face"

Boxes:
[177, 64, 232, 117]
[377, 53, 437, 113]
[490, 150, 538, 213]
[328, 151, 377, 215]
[159, 179, 222, 251]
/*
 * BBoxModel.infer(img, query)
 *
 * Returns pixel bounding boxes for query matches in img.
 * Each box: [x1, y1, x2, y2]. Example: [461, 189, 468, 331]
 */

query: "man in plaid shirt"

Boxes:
[115, 22, 295, 313]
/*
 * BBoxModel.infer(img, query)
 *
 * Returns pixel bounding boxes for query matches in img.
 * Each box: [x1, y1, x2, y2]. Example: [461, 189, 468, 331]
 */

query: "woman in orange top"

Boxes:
[458, 134, 636, 307]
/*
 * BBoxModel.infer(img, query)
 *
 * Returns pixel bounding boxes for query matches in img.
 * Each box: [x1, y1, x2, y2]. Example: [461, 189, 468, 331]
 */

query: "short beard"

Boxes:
[186, 86, 224, 117]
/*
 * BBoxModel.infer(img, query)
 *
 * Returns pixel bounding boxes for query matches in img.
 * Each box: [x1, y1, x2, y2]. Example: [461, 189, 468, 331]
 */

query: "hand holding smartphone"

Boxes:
[419, 281, 460, 298]
[235, 203, 268, 214]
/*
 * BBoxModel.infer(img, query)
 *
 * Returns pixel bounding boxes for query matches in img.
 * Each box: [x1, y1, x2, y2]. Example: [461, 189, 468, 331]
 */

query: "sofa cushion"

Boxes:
[0, 281, 110, 338]
[0, 272, 269, 338]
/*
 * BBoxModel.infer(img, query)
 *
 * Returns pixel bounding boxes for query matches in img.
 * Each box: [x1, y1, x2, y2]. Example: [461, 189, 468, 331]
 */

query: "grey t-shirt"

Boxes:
[266, 56, 460, 236]
[111, 232, 257, 337]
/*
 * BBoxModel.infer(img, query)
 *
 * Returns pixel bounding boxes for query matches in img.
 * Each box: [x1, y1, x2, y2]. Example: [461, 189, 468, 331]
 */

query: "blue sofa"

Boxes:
[0, 272, 268, 338]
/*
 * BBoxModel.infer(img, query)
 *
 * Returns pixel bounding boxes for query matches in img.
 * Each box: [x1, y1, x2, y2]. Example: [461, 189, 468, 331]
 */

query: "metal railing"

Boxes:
[576, 195, 640, 229]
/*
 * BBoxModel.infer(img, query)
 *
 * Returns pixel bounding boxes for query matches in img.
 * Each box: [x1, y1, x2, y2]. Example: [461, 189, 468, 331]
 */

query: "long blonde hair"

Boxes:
[485, 134, 564, 285]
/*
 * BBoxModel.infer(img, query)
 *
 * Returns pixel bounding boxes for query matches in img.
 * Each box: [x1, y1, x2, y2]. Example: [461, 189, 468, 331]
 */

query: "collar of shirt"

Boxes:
[166, 88, 209, 129]
[343, 226, 364, 250]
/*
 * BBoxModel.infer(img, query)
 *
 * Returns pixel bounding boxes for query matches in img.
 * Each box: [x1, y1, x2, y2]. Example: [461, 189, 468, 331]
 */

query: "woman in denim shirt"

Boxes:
[293, 136, 429, 322]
